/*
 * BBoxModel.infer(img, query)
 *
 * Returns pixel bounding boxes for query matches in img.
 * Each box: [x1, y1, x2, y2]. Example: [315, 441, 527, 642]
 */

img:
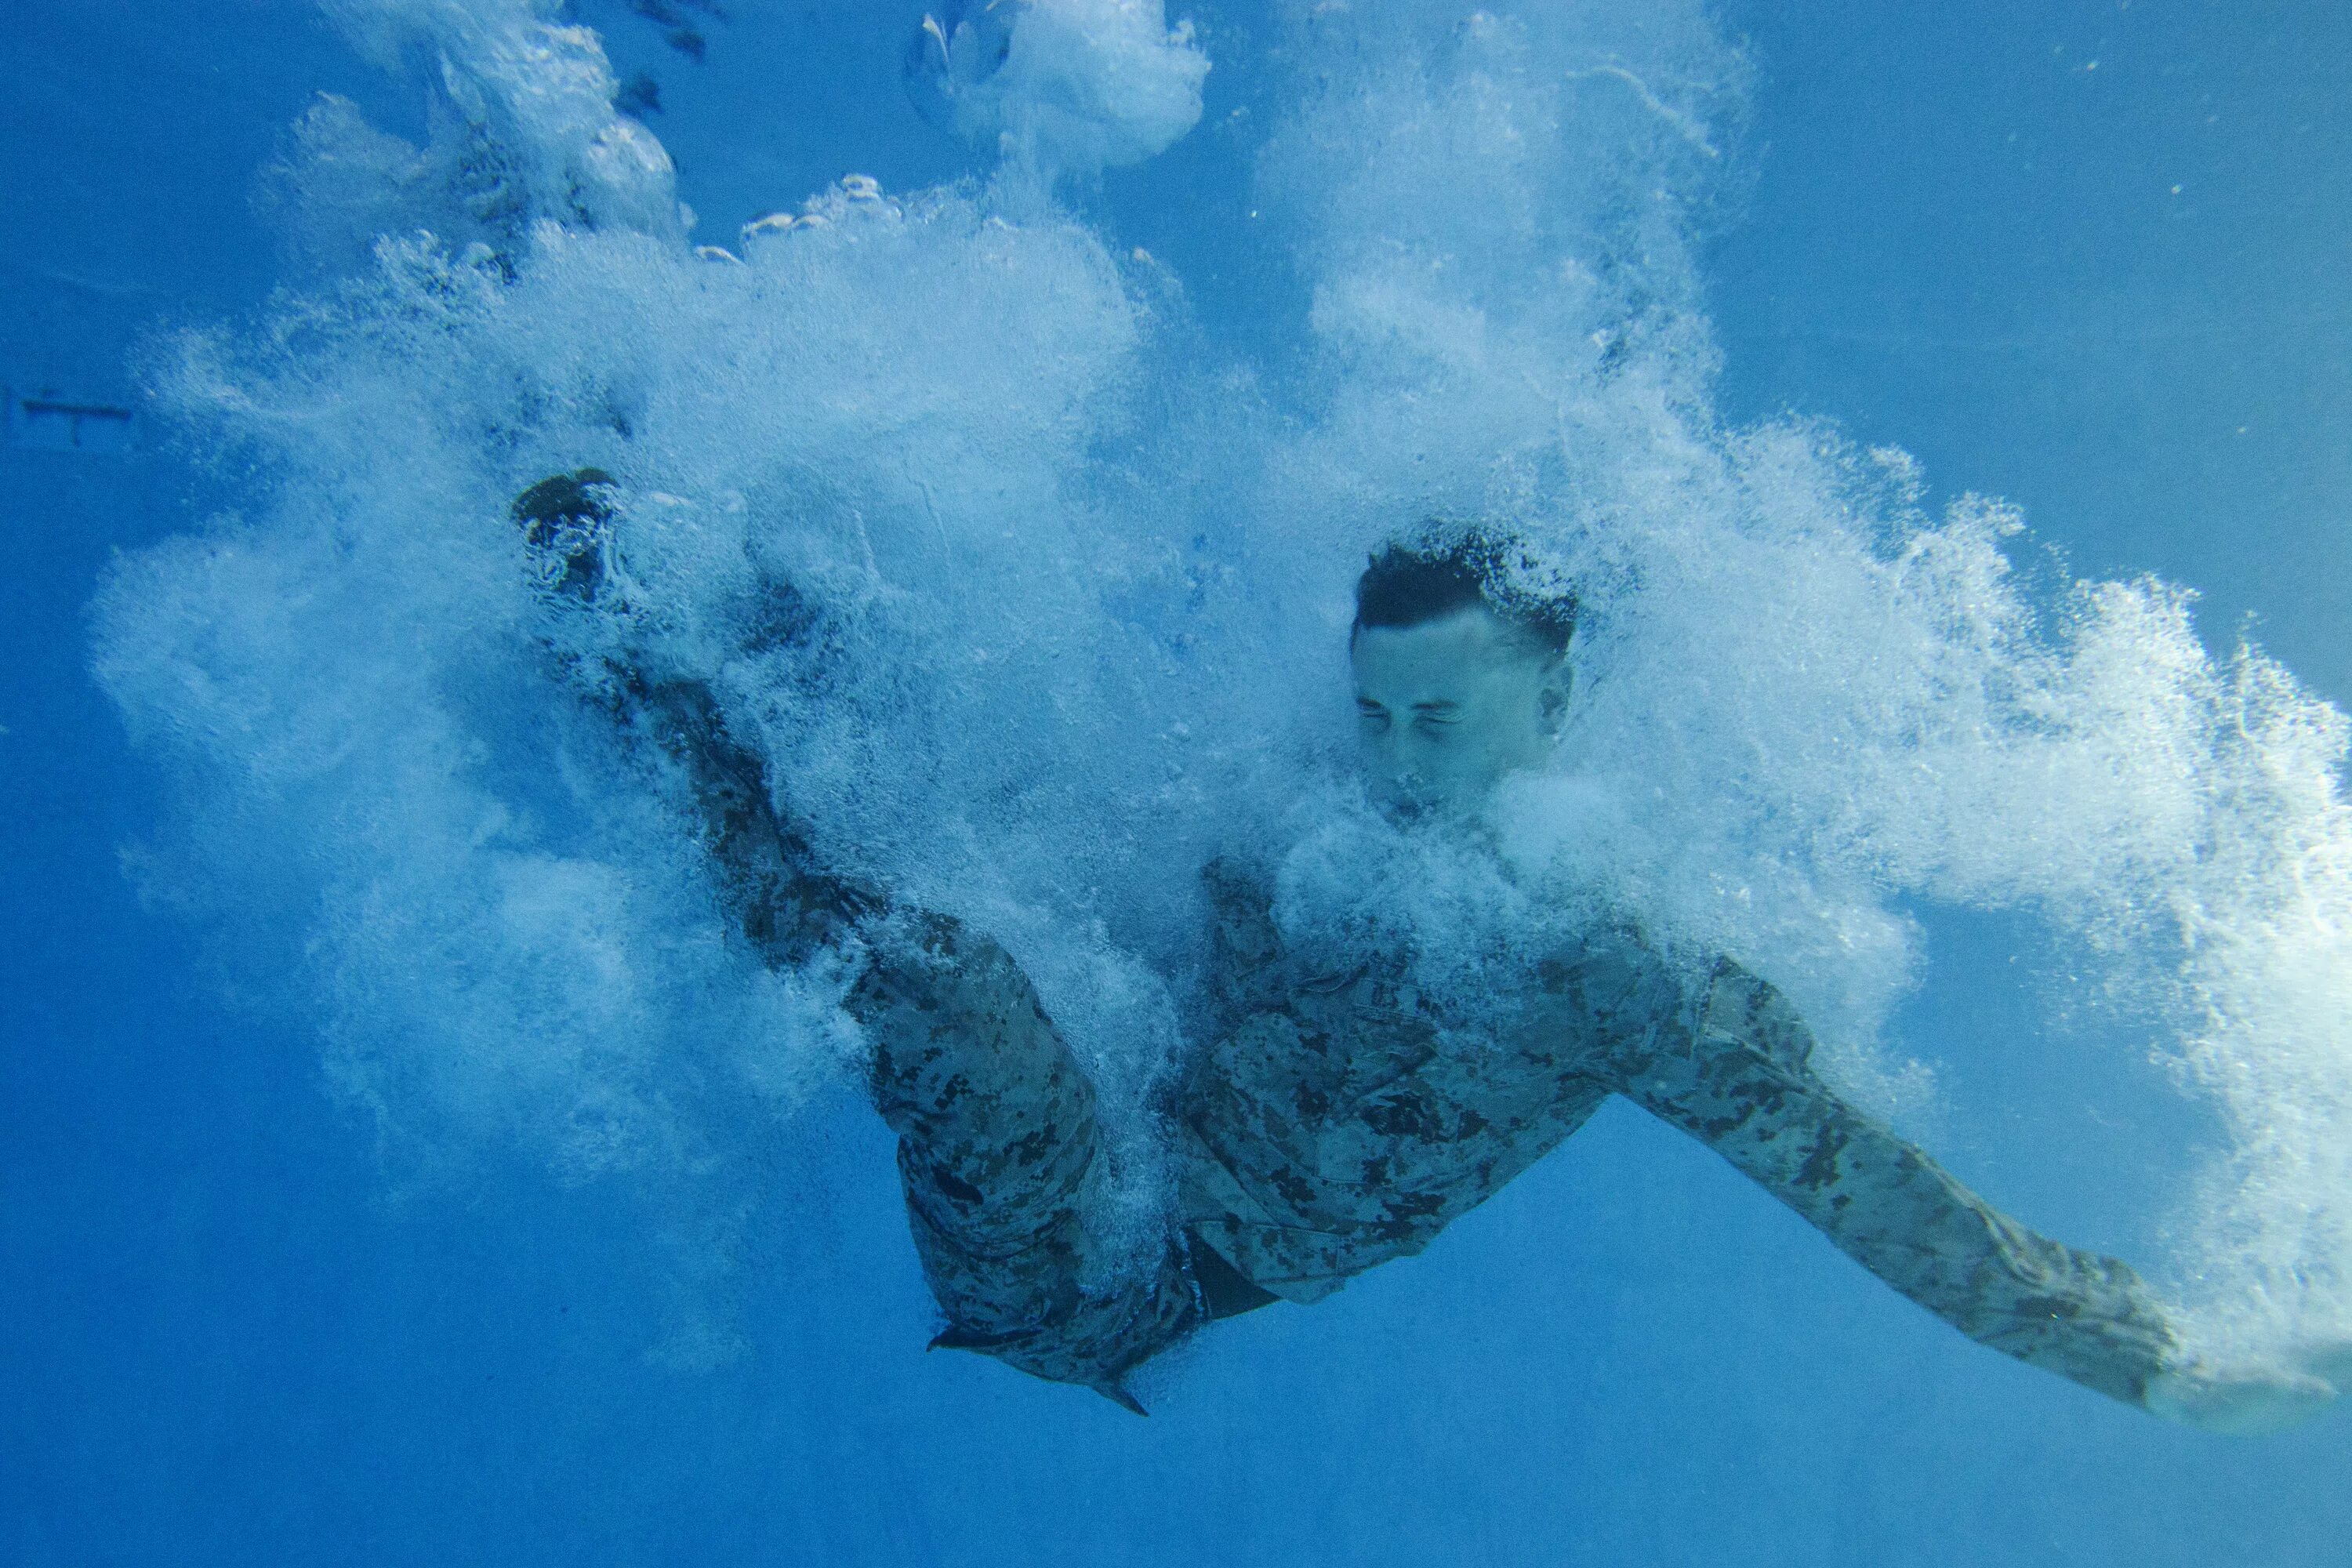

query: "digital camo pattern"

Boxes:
[603, 677, 1196, 1406]
[521, 474, 1207, 1408]
[1179, 862, 2176, 1406]
[850, 909, 1202, 1410]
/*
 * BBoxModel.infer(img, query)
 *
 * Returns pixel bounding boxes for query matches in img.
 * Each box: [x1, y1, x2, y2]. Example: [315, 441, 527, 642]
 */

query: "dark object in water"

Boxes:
[4, 388, 135, 453]
[927, 1325, 1149, 1416]
[615, 71, 662, 117]
[511, 467, 616, 601]
[623, 0, 721, 61]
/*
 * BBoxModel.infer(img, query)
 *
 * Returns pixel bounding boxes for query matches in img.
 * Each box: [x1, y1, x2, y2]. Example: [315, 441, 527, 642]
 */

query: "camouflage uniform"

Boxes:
[1173, 862, 2176, 1406]
[641, 677, 2174, 1413]
[518, 474, 2176, 1414]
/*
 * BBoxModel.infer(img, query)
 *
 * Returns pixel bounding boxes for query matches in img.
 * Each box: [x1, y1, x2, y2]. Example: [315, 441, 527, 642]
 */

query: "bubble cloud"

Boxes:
[94, 0, 2352, 1373]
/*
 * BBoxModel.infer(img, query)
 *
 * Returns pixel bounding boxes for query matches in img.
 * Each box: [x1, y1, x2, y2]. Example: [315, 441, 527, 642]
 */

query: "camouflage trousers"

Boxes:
[848, 913, 1228, 1410]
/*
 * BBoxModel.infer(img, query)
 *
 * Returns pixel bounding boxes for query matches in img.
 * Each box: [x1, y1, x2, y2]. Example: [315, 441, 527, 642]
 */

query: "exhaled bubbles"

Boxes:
[905, 0, 1021, 138]
[900, 0, 1209, 180]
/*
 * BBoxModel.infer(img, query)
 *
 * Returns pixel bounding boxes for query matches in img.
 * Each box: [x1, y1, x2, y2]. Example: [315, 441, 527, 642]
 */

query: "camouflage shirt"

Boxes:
[1172, 859, 2176, 1408]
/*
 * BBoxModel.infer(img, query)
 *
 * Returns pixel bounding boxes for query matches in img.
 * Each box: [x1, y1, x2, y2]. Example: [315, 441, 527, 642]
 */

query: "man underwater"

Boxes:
[514, 472, 2342, 1434]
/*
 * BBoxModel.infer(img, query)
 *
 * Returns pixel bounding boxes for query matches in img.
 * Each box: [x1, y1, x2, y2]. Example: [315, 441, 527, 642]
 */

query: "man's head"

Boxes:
[1349, 532, 1577, 814]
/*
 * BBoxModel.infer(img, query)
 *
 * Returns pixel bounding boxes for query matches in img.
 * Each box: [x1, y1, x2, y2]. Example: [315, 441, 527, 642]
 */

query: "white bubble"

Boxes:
[906, 0, 1210, 179]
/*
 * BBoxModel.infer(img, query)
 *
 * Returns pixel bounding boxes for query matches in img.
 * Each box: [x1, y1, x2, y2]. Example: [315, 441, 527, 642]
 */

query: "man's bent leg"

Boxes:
[514, 473, 1196, 1408]
[643, 686, 1201, 1405]
[851, 917, 1202, 1408]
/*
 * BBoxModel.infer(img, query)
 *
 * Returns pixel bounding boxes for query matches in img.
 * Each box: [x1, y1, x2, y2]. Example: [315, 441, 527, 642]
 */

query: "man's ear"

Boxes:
[1537, 656, 1573, 735]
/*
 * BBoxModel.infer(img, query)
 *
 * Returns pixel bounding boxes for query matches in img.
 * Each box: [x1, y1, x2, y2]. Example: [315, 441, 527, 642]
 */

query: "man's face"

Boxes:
[1351, 604, 1570, 814]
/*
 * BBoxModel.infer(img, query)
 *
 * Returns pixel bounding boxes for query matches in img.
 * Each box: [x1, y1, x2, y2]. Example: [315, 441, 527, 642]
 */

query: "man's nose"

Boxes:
[1374, 739, 1430, 792]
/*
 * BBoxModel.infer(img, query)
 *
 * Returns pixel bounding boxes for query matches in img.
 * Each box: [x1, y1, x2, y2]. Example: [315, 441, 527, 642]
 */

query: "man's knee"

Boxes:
[916, 1219, 1205, 1401]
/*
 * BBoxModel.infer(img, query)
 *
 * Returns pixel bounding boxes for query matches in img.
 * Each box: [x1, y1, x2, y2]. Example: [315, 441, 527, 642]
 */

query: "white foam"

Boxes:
[318, 0, 683, 241]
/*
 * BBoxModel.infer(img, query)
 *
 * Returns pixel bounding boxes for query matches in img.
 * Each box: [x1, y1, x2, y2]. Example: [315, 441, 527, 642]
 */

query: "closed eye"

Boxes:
[1357, 699, 1392, 728]
[1411, 703, 1462, 729]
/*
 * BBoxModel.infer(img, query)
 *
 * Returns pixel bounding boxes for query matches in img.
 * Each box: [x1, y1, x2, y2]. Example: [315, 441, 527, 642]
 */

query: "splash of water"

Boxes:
[93, 0, 2352, 1372]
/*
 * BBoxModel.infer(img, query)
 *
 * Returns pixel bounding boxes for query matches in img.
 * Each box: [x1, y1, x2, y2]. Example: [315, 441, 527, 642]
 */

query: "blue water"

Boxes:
[5, 3, 2350, 1563]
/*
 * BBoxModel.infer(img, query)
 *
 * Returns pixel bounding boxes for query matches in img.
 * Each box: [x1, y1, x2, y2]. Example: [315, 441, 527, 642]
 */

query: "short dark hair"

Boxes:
[1352, 527, 1577, 655]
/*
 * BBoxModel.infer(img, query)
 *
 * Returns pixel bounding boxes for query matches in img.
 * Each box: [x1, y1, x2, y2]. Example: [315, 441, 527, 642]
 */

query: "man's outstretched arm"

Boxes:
[1604, 957, 2341, 1429]
[1604, 959, 2180, 1410]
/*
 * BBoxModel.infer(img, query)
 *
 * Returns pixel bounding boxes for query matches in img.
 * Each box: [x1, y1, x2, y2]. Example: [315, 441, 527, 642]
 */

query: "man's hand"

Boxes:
[2143, 1345, 2347, 1435]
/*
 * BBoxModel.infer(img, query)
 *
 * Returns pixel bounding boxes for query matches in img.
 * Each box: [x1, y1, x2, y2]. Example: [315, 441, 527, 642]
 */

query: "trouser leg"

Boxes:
[851, 915, 1203, 1406]
[509, 479, 1202, 1402]
[620, 675, 1199, 1400]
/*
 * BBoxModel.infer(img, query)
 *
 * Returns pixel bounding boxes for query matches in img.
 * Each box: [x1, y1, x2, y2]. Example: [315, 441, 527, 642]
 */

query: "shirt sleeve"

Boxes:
[1606, 955, 2180, 1408]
